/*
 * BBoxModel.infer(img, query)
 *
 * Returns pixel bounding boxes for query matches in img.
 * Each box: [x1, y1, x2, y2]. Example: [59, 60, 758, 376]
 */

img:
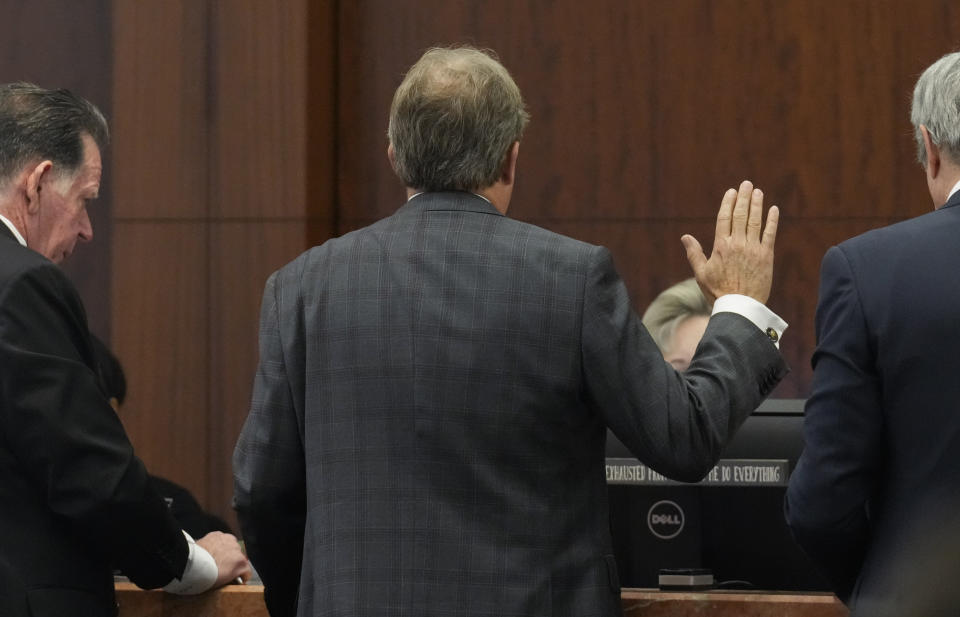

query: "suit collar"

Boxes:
[400, 191, 505, 217]
[942, 186, 960, 211]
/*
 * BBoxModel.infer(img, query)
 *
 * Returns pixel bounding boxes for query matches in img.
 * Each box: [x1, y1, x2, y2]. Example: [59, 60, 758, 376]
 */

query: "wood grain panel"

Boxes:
[207, 222, 311, 525]
[336, 0, 960, 403]
[337, 0, 958, 225]
[116, 582, 268, 617]
[111, 221, 209, 504]
[619, 589, 847, 617]
[210, 0, 308, 219]
[306, 0, 339, 237]
[112, 0, 208, 219]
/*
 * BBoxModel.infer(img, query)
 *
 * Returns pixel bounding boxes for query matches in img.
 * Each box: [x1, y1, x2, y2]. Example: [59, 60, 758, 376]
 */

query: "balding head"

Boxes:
[387, 46, 529, 193]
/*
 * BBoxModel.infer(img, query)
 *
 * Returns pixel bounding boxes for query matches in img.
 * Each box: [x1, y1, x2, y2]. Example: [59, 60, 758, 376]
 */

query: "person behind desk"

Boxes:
[0, 82, 249, 617]
[641, 278, 712, 371]
[234, 45, 787, 617]
[89, 335, 234, 540]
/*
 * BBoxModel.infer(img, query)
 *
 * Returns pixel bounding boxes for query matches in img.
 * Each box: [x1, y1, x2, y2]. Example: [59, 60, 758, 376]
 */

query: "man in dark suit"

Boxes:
[234, 46, 787, 617]
[785, 51, 960, 616]
[0, 82, 250, 616]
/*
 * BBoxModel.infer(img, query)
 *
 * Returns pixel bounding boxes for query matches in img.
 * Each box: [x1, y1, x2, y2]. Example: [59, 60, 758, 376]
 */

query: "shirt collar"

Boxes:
[948, 178, 960, 203]
[407, 191, 491, 204]
[0, 214, 26, 246]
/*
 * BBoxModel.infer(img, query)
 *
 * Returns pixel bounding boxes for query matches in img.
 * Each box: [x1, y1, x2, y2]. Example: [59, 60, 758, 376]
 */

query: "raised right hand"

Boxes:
[680, 180, 779, 305]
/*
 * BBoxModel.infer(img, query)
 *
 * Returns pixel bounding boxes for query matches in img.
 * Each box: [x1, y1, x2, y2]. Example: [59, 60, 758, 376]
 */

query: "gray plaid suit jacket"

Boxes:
[234, 191, 787, 617]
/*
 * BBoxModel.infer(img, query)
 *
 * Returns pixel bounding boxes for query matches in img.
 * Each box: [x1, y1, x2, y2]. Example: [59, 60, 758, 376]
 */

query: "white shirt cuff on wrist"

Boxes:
[712, 294, 788, 348]
[162, 531, 218, 595]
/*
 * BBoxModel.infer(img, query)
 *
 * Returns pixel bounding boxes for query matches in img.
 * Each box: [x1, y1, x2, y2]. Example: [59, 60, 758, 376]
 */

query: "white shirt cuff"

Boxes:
[162, 531, 218, 595]
[712, 294, 788, 348]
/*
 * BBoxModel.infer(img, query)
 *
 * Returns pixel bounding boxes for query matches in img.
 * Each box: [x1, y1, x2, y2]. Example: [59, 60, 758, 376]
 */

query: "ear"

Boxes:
[387, 143, 397, 172]
[500, 141, 520, 186]
[24, 160, 54, 214]
[921, 125, 941, 181]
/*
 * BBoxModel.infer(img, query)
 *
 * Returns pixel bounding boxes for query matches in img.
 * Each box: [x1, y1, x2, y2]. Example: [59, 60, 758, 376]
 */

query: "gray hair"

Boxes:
[641, 278, 712, 353]
[911, 52, 960, 167]
[0, 82, 109, 189]
[387, 46, 530, 192]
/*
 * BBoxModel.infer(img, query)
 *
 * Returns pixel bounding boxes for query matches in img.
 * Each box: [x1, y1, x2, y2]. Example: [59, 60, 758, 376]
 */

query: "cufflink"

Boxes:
[765, 327, 779, 343]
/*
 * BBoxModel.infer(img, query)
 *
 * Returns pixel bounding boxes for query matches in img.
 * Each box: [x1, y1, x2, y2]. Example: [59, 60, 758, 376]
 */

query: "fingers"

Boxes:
[681, 234, 706, 273]
[230, 560, 253, 584]
[731, 180, 754, 241]
[762, 205, 780, 249]
[747, 186, 764, 242]
[714, 188, 737, 240]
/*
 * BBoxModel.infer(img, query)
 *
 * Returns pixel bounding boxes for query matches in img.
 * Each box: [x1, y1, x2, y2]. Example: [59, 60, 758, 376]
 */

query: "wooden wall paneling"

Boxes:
[210, 0, 308, 220]
[112, 222, 210, 500]
[207, 222, 311, 525]
[112, 0, 209, 219]
[335, 0, 960, 401]
[207, 0, 328, 524]
[306, 0, 339, 241]
[112, 0, 212, 504]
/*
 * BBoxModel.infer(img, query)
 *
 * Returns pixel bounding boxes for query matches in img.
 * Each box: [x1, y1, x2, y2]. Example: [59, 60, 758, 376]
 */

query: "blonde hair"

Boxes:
[641, 278, 712, 353]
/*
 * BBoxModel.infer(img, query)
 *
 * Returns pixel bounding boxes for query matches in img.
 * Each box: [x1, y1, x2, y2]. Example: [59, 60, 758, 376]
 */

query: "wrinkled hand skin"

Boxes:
[197, 531, 252, 588]
[681, 180, 779, 305]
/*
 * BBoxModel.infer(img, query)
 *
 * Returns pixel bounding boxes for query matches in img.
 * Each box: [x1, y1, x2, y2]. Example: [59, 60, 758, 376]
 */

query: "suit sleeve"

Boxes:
[785, 245, 882, 602]
[233, 270, 306, 617]
[0, 263, 187, 588]
[580, 246, 787, 482]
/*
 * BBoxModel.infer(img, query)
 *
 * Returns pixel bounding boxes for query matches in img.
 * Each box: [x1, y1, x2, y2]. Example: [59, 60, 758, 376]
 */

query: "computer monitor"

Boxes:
[606, 399, 829, 591]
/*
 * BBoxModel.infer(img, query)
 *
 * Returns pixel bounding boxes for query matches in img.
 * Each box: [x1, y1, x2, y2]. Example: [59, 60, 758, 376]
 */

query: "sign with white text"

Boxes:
[605, 458, 789, 487]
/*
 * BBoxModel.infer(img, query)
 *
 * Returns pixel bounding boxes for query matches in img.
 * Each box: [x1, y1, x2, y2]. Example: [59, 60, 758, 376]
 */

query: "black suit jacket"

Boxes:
[234, 192, 787, 617]
[149, 475, 232, 539]
[785, 190, 960, 614]
[0, 224, 188, 616]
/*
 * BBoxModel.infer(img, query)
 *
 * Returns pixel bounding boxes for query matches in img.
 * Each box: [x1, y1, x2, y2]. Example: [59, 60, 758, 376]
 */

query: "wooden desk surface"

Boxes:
[116, 582, 268, 617]
[621, 588, 849, 616]
[116, 583, 848, 617]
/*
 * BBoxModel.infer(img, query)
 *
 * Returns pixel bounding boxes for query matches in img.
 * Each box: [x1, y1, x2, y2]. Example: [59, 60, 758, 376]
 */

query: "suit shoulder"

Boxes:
[0, 245, 77, 311]
[840, 208, 950, 250]
[499, 217, 606, 261]
[834, 207, 954, 267]
[0, 239, 55, 282]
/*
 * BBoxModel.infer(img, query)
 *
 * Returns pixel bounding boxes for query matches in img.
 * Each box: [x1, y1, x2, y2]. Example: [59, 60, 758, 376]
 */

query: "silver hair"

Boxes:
[911, 51, 960, 168]
[0, 82, 109, 190]
[641, 278, 712, 354]
[387, 46, 530, 192]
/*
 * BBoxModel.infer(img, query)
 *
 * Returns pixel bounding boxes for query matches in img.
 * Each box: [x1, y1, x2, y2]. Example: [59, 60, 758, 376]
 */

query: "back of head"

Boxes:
[911, 51, 960, 167]
[0, 82, 109, 192]
[641, 278, 712, 352]
[387, 46, 530, 192]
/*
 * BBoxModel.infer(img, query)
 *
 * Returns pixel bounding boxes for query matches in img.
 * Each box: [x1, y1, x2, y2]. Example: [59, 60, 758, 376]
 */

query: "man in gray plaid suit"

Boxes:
[233, 46, 787, 617]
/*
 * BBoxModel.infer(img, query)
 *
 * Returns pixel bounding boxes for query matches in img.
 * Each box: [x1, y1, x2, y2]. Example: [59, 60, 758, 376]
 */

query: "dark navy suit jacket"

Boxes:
[786, 189, 960, 615]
